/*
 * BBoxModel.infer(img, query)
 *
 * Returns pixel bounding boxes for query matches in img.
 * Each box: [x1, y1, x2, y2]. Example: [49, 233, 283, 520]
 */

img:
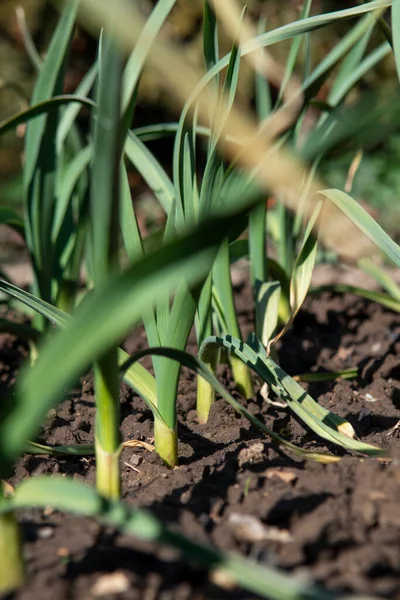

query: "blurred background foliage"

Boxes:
[0, 0, 399, 241]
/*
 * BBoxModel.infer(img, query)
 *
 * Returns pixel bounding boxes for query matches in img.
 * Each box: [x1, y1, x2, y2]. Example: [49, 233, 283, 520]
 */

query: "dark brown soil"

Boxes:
[3, 287, 400, 600]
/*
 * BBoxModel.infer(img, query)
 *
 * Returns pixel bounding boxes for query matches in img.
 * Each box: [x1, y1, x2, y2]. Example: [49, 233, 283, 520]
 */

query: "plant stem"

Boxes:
[196, 348, 218, 423]
[196, 274, 216, 423]
[0, 489, 24, 593]
[95, 443, 121, 499]
[278, 292, 291, 325]
[154, 418, 178, 468]
[90, 34, 123, 499]
[155, 362, 181, 468]
[197, 375, 215, 424]
[213, 240, 254, 398]
[230, 354, 253, 399]
[94, 350, 121, 499]
[276, 203, 294, 275]
[56, 279, 77, 314]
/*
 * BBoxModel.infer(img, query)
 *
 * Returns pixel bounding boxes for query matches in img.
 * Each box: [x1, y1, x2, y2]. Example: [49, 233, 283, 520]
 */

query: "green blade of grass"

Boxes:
[23, 0, 81, 320]
[0, 494, 24, 594]
[202, 0, 219, 161]
[121, 0, 177, 124]
[24, 0, 80, 187]
[248, 13, 269, 346]
[90, 32, 124, 498]
[302, 92, 400, 161]
[277, 0, 312, 104]
[254, 17, 271, 119]
[269, 201, 322, 349]
[16, 5, 42, 71]
[243, 1, 390, 55]
[320, 189, 400, 268]
[301, 10, 383, 104]
[51, 144, 92, 242]
[255, 281, 281, 347]
[0, 281, 70, 327]
[295, 369, 358, 383]
[212, 239, 253, 399]
[289, 201, 322, 318]
[312, 41, 391, 149]
[120, 163, 145, 263]
[90, 36, 122, 285]
[124, 132, 174, 213]
[249, 200, 268, 338]
[359, 258, 400, 302]
[221, 13, 243, 116]
[182, 132, 197, 226]
[133, 123, 240, 144]
[228, 240, 292, 319]
[199, 11, 246, 373]
[203, 1, 219, 81]
[25, 441, 95, 456]
[0, 96, 93, 138]
[57, 64, 97, 152]
[328, 24, 374, 104]
[151, 271, 198, 465]
[200, 7, 243, 218]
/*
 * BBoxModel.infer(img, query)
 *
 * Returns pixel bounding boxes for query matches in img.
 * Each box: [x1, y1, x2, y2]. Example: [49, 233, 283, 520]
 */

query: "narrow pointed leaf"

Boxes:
[359, 258, 400, 301]
[290, 201, 322, 317]
[255, 281, 281, 346]
[200, 335, 385, 457]
[121, 0, 177, 117]
[0, 96, 94, 141]
[125, 132, 174, 213]
[321, 189, 400, 268]
[24, 0, 80, 185]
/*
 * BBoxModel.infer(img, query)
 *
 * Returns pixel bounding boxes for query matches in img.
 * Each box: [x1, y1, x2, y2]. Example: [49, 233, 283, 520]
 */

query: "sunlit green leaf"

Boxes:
[200, 335, 385, 457]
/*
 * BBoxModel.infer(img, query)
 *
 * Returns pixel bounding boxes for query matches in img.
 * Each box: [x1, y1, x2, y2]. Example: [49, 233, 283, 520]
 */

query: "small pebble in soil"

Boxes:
[237, 442, 265, 468]
[130, 452, 142, 466]
[265, 468, 297, 484]
[371, 342, 382, 354]
[358, 407, 372, 422]
[364, 392, 378, 403]
[91, 571, 131, 597]
[228, 513, 292, 543]
[36, 526, 54, 540]
[180, 489, 191, 504]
